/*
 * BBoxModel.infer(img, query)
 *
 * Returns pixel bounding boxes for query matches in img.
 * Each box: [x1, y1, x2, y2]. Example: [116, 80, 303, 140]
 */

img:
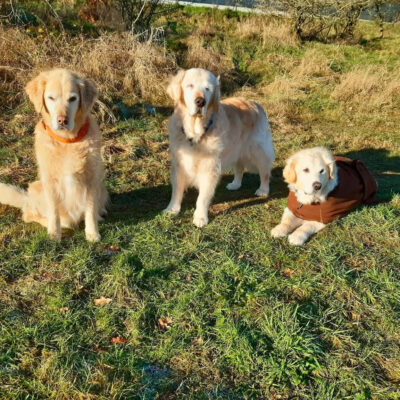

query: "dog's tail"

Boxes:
[0, 183, 28, 209]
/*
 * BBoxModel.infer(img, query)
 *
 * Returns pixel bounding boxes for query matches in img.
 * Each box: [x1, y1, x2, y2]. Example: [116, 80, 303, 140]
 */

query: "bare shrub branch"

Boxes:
[259, 0, 391, 41]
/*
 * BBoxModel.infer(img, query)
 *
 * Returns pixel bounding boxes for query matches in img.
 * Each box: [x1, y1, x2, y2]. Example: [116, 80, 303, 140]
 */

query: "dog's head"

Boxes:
[25, 69, 98, 132]
[283, 147, 337, 197]
[167, 68, 220, 117]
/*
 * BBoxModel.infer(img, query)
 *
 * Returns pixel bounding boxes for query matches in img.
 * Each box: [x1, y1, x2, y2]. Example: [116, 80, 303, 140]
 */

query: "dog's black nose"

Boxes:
[57, 115, 68, 126]
[195, 97, 206, 108]
[313, 182, 322, 191]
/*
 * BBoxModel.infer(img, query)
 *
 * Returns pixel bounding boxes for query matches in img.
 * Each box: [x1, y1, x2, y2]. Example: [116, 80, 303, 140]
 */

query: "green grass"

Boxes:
[1, 6, 400, 400]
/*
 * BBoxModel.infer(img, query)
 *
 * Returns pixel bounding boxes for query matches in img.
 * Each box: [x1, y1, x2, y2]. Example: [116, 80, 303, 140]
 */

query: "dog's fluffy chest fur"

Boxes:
[174, 135, 223, 186]
[168, 111, 225, 185]
[34, 122, 104, 221]
[35, 124, 101, 180]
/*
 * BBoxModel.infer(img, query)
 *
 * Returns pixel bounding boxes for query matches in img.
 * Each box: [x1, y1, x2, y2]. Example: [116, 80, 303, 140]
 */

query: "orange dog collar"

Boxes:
[42, 120, 89, 144]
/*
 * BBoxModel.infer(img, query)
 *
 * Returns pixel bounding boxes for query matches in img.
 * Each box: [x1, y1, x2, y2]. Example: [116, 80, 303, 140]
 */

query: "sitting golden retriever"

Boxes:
[0, 69, 107, 241]
[271, 147, 377, 245]
[164, 68, 275, 227]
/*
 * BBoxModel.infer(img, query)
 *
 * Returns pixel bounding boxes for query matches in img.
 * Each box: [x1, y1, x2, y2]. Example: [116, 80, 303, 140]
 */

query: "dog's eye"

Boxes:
[320, 169, 324, 173]
[48, 96, 55, 101]
[68, 96, 77, 102]
[205, 87, 210, 91]
[303, 168, 309, 173]
[187, 84, 194, 89]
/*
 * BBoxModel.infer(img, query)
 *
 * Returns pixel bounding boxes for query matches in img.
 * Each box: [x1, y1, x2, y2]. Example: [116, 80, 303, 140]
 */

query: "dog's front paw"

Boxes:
[48, 226, 61, 241]
[48, 231, 61, 242]
[163, 205, 180, 216]
[271, 225, 288, 238]
[288, 233, 307, 246]
[86, 231, 101, 242]
[193, 216, 208, 228]
[226, 182, 241, 191]
[255, 188, 269, 197]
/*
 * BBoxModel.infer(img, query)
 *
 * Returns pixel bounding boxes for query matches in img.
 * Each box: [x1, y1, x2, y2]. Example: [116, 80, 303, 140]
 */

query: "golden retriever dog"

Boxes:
[164, 68, 275, 227]
[0, 69, 107, 241]
[271, 147, 377, 245]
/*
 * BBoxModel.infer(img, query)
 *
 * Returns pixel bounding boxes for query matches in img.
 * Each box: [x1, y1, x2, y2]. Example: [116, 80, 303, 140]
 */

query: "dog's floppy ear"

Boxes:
[167, 70, 185, 103]
[321, 148, 337, 179]
[211, 75, 221, 112]
[327, 161, 337, 179]
[78, 77, 98, 115]
[25, 72, 47, 113]
[283, 158, 297, 184]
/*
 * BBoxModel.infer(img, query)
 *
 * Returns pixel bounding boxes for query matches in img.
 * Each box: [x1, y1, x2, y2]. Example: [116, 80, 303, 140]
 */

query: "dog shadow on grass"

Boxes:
[108, 167, 287, 225]
[343, 148, 400, 201]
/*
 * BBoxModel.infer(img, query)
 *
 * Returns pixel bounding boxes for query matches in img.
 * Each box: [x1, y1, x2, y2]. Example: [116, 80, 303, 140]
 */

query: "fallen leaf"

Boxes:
[59, 307, 69, 313]
[93, 296, 113, 306]
[93, 344, 108, 353]
[110, 336, 128, 344]
[283, 268, 294, 278]
[103, 245, 121, 256]
[192, 337, 203, 345]
[186, 274, 192, 281]
[158, 316, 173, 330]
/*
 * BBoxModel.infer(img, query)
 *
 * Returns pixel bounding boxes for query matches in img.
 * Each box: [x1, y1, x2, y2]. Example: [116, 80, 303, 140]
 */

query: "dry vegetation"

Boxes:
[2, 6, 399, 173]
[0, 27, 176, 123]
[237, 16, 299, 48]
[259, 0, 394, 41]
[184, 36, 235, 78]
[331, 66, 400, 109]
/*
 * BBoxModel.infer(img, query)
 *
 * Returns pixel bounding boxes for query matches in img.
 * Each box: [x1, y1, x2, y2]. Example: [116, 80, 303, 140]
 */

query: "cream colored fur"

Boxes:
[0, 69, 107, 241]
[164, 68, 275, 227]
[271, 147, 339, 245]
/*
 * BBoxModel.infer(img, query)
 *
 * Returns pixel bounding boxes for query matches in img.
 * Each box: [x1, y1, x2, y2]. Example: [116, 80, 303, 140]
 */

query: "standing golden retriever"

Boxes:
[0, 69, 107, 241]
[164, 68, 275, 227]
[271, 147, 377, 245]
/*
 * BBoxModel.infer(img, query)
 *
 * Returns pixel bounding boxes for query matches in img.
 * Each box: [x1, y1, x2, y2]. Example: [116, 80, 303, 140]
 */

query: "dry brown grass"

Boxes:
[291, 49, 333, 78]
[82, 33, 176, 103]
[0, 26, 176, 120]
[258, 49, 334, 134]
[237, 17, 299, 48]
[331, 66, 400, 109]
[238, 78, 306, 135]
[193, 17, 218, 38]
[183, 36, 235, 79]
[262, 49, 334, 101]
[376, 356, 400, 383]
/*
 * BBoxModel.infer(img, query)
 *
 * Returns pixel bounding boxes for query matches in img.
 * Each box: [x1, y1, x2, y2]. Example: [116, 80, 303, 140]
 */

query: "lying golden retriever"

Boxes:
[164, 68, 275, 227]
[271, 147, 377, 245]
[0, 69, 107, 241]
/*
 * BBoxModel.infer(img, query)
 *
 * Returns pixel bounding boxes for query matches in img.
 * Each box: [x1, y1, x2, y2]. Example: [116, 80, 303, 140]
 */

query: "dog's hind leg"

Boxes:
[226, 162, 244, 191]
[254, 147, 273, 197]
[42, 182, 61, 241]
[23, 206, 47, 227]
[22, 181, 47, 227]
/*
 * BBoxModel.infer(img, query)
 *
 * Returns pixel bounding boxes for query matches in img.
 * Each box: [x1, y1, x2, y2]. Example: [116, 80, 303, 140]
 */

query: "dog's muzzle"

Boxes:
[195, 97, 206, 108]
